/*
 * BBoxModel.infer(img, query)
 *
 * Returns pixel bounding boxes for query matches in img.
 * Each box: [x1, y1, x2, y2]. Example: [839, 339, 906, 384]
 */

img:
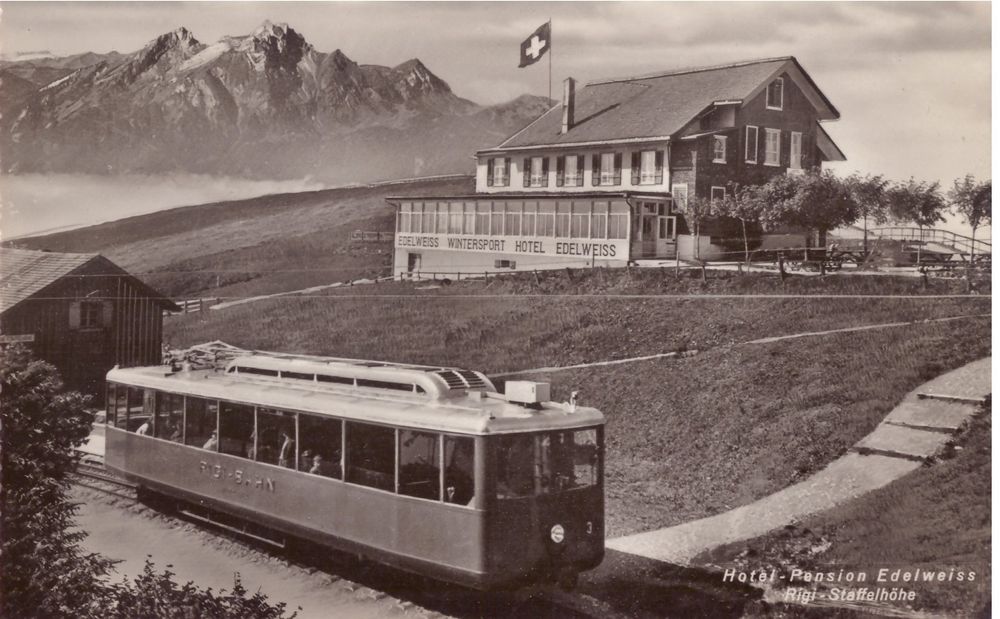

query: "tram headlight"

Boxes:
[550, 524, 565, 543]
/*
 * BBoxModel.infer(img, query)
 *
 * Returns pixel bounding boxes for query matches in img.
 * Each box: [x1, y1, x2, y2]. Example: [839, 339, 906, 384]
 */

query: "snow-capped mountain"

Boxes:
[0, 22, 552, 182]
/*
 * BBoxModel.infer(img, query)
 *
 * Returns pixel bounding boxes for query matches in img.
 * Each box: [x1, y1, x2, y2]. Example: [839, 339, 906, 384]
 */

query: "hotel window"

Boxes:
[745, 126, 759, 164]
[766, 77, 783, 110]
[537, 202, 555, 236]
[671, 184, 688, 213]
[448, 203, 463, 234]
[592, 152, 621, 186]
[398, 203, 411, 233]
[475, 202, 491, 234]
[790, 131, 803, 169]
[523, 156, 549, 188]
[711, 186, 726, 202]
[522, 202, 537, 236]
[570, 203, 590, 238]
[487, 157, 510, 187]
[712, 136, 727, 163]
[557, 155, 583, 187]
[463, 201, 475, 233]
[411, 203, 423, 233]
[608, 204, 629, 239]
[437, 203, 449, 234]
[555, 202, 571, 238]
[631, 150, 663, 185]
[590, 202, 608, 239]
[764, 129, 781, 166]
[490, 202, 504, 236]
[505, 205, 522, 236]
[422, 202, 435, 233]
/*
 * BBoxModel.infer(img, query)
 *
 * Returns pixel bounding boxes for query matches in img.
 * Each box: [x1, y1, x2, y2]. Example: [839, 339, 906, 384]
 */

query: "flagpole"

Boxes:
[548, 18, 553, 104]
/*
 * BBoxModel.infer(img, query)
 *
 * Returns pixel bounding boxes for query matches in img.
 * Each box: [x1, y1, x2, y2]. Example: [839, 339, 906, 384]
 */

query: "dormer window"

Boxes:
[766, 78, 784, 110]
[486, 157, 510, 187]
[712, 136, 727, 163]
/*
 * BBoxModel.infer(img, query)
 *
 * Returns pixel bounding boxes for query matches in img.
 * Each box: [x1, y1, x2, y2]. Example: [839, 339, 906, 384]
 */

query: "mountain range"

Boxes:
[0, 22, 552, 183]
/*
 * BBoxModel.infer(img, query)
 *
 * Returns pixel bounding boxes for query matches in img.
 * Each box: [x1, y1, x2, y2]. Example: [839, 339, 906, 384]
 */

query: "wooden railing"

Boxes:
[872, 227, 991, 255]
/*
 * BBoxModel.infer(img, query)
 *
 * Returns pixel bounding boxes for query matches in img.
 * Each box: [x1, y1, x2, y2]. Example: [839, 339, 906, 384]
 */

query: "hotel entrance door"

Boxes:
[636, 201, 676, 258]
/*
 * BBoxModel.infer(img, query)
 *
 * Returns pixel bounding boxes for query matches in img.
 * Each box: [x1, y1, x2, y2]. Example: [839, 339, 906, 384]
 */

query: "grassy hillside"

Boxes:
[9, 175, 475, 298]
[165, 272, 991, 536]
[696, 407, 991, 617]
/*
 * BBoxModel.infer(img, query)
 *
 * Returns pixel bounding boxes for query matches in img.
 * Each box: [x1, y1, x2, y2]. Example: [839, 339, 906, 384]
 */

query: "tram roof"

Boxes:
[106, 365, 604, 435]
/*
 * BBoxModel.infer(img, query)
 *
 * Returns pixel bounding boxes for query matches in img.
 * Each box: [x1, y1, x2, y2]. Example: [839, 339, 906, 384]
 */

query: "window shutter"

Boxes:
[542, 157, 550, 185]
[556, 156, 565, 187]
[592, 154, 601, 186]
[523, 158, 531, 187]
[486, 159, 494, 187]
[69, 301, 81, 329]
[102, 301, 113, 327]
[613, 153, 622, 185]
[631, 152, 640, 185]
[655, 150, 664, 183]
[503, 158, 511, 186]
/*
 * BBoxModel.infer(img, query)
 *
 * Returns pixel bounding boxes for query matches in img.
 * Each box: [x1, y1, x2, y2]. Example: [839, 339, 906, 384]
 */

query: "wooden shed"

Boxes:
[0, 248, 178, 399]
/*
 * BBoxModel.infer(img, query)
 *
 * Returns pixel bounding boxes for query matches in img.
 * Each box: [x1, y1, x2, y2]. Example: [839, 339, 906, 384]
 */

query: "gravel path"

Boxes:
[607, 357, 991, 565]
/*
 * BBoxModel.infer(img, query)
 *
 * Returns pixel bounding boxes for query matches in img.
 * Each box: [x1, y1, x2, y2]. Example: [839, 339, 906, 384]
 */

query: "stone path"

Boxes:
[607, 357, 991, 565]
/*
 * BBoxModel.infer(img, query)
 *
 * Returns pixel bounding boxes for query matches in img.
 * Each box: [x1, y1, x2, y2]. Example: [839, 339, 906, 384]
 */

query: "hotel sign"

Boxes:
[396, 233, 629, 259]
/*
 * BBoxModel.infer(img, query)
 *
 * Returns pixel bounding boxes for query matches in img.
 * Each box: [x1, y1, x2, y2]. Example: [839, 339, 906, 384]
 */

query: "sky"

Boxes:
[0, 1, 991, 191]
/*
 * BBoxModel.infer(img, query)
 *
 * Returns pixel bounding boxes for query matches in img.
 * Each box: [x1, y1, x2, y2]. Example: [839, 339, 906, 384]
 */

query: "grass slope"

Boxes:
[9, 176, 475, 298]
[164, 271, 991, 537]
[696, 408, 991, 617]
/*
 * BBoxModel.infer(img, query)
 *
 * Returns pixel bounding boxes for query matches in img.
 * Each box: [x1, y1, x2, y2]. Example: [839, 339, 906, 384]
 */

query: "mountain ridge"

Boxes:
[0, 21, 553, 183]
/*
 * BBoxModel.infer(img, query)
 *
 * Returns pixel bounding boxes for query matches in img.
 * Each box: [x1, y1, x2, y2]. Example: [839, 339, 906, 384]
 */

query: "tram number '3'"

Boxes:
[586, 521, 594, 535]
[199, 461, 275, 493]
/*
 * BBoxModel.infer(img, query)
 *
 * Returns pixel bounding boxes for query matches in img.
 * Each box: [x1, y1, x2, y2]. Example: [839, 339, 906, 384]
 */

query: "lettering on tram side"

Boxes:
[198, 461, 275, 493]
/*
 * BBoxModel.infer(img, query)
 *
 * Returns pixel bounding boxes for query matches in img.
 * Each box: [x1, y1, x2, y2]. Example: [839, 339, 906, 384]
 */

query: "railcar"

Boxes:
[103, 351, 604, 589]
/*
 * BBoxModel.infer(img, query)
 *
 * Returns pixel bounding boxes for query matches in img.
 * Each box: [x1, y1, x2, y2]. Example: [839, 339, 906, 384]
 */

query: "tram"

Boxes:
[103, 351, 605, 589]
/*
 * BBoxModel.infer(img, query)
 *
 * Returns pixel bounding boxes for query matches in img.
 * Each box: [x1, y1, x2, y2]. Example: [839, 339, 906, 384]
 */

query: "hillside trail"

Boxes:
[493, 312, 988, 377]
[605, 357, 991, 564]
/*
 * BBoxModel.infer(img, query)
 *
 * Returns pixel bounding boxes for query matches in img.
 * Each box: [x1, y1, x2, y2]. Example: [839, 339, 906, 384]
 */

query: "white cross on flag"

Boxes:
[519, 21, 551, 68]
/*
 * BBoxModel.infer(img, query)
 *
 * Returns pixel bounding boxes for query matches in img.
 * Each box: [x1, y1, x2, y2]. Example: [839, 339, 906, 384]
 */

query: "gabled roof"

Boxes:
[489, 56, 839, 152]
[0, 248, 177, 315]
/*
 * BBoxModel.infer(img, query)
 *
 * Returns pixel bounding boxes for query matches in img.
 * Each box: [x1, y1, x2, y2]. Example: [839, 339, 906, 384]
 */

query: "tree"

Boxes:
[845, 173, 891, 255]
[675, 194, 719, 261]
[1, 345, 297, 619]
[888, 179, 947, 264]
[771, 170, 859, 246]
[948, 175, 991, 264]
[719, 182, 767, 267]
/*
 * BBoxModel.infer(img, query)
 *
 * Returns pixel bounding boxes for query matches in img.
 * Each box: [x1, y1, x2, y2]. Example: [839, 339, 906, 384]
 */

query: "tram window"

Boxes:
[126, 387, 144, 432]
[398, 430, 440, 501]
[356, 378, 414, 392]
[185, 397, 218, 449]
[317, 374, 353, 386]
[219, 402, 255, 458]
[256, 408, 296, 467]
[114, 386, 129, 429]
[281, 371, 313, 381]
[346, 422, 395, 492]
[106, 384, 117, 426]
[154, 392, 184, 442]
[444, 435, 475, 506]
[299, 414, 342, 478]
[496, 434, 536, 499]
[572, 429, 600, 487]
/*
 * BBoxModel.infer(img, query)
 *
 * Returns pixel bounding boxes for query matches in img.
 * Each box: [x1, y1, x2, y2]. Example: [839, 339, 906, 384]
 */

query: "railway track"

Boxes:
[71, 455, 138, 501]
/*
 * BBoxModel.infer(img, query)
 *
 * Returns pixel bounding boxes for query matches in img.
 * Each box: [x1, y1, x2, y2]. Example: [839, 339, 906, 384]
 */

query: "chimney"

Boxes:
[561, 77, 576, 134]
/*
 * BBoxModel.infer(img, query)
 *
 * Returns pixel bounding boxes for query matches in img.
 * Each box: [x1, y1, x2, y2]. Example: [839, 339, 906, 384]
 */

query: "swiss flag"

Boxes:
[519, 22, 551, 68]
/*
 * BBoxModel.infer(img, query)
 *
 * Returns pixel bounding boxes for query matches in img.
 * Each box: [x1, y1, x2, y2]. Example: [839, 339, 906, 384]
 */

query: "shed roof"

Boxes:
[0, 247, 178, 315]
[489, 56, 839, 152]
